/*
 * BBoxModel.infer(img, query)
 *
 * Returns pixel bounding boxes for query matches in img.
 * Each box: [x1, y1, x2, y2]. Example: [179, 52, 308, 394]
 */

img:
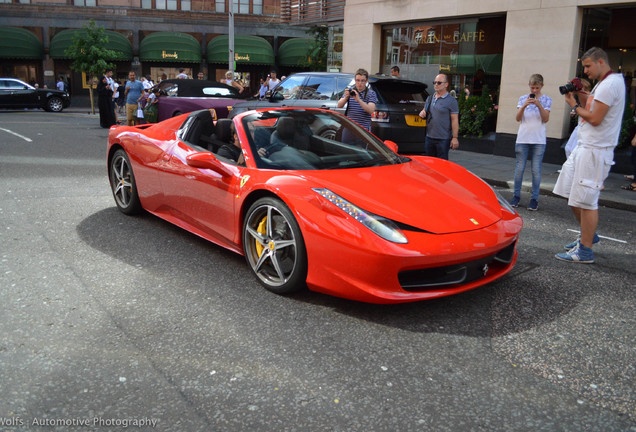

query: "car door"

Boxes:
[7, 80, 38, 108]
[159, 137, 242, 249]
[0, 79, 32, 107]
[0, 80, 10, 107]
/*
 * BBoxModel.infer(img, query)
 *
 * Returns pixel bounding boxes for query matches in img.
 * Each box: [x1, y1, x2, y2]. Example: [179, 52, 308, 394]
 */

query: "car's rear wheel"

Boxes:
[172, 111, 182, 117]
[47, 97, 64, 112]
[109, 149, 142, 215]
[243, 197, 307, 294]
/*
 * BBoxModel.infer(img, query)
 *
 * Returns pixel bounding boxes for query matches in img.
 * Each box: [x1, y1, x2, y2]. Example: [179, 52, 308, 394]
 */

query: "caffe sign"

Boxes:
[417, 30, 486, 45]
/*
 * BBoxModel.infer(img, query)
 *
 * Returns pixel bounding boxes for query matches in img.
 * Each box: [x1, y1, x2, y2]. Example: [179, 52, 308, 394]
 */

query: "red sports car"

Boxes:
[107, 108, 522, 304]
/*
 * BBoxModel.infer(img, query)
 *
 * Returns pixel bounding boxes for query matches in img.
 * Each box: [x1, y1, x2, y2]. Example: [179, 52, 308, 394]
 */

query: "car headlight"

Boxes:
[313, 188, 408, 244]
[491, 185, 516, 214]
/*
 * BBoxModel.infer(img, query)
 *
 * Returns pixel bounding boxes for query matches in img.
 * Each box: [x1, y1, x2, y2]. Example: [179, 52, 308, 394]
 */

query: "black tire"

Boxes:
[47, 96, 64, 112]
[109, 149, 142, 215]
[243, 197, 307, 294]
[172, 111, 183, 117]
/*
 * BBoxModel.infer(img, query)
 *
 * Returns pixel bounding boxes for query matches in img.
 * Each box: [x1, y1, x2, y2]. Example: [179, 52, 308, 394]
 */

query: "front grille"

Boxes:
[398, 241, 516, 292]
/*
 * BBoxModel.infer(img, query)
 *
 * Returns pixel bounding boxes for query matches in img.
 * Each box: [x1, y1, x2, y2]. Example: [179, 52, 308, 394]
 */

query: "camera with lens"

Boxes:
[348, 87, 357, 97]
[559, 78, 583, 95]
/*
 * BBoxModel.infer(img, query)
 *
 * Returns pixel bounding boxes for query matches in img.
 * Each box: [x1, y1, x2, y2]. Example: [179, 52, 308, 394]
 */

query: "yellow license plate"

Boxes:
[405, 114, 426, 127]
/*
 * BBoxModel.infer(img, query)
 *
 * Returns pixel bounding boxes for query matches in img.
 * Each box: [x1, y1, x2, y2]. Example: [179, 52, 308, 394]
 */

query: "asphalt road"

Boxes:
[1, 111, 634, 432]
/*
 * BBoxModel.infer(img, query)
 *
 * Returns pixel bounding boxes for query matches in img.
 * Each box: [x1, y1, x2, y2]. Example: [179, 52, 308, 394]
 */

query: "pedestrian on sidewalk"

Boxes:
[564, 78, 592, 158]
[97, 68, 116, 128]
[510, 73, 552, 211]
[124, 71, 144, 126]
[553, 47, 626, 264]
[418, 73, 459, 159]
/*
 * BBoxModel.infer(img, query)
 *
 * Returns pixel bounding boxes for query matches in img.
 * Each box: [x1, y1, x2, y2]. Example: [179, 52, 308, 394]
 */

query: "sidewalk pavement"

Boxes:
[64, 97, 636, 212]
[449, 149, 636, 212]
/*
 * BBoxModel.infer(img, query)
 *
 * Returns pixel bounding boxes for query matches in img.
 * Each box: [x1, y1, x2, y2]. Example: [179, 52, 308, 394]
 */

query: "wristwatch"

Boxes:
[572, 104, 581, 112]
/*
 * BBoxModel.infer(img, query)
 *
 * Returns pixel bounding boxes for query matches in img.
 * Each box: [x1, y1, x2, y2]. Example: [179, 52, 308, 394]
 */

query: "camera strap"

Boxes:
[600, 70, 614, 82]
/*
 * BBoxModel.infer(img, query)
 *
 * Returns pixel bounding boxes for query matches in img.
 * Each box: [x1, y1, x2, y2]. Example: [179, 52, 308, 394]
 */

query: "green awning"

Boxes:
[140, 32, 201, 63]
[277, 38, 313, 67]
[50, 29, 132, 60]
[0, 27, 43, 60]
[207, 35, 274, 65]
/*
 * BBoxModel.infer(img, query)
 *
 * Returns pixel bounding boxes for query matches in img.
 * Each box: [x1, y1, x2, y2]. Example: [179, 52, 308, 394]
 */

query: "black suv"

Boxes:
[0, 77, 71, 112]
[229, 72, 429, 154]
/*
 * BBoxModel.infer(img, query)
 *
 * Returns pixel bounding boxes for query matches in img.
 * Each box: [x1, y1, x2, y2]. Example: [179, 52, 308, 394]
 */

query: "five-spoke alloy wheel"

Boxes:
[109, 149, 142, 215]
[243, 197, 307, 294]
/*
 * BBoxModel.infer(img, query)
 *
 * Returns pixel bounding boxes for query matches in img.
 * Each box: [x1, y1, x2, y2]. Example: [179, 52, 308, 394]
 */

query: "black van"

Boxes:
[229, 72, 429, 154]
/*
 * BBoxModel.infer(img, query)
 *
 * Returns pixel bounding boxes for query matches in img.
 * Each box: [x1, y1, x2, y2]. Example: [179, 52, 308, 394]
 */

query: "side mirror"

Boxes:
[384, 140, 399, 153]
[186, 152, 233, 176]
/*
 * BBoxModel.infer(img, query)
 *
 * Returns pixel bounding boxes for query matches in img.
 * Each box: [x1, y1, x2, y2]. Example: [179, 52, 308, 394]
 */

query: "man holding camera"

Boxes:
[553, 47, 625, 263]
[337, 68, 377, 132]
[418, 73, 459, 159]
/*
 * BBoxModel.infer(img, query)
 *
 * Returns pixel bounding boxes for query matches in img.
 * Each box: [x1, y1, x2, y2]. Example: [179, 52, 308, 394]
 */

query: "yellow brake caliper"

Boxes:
[255, 216, 268, 257]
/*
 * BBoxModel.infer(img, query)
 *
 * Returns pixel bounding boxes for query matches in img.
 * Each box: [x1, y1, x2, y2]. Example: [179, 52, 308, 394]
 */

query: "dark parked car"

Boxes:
[152, 79, 245, 121]
[0, 77, 70, 112]
[229, 72, 429, 154]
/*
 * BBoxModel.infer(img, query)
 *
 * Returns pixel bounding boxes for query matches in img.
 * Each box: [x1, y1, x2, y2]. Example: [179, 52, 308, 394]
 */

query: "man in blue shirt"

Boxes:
[337, 68, 377, 132]
[124, 71, 144, 126]
[419, 73, 459, 159]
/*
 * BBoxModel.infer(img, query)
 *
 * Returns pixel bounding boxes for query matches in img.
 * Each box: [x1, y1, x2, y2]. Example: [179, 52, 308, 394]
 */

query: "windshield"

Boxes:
[241, 109, 405, 170]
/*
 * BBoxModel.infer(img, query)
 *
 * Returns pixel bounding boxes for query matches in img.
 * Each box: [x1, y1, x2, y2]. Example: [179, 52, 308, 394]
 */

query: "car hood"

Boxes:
[302, 157, 502, 235]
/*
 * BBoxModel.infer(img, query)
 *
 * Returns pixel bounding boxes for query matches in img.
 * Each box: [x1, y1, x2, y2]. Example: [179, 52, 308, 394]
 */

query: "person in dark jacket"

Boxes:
[97, 69, 116, 128]
[217, 123, 245, 165]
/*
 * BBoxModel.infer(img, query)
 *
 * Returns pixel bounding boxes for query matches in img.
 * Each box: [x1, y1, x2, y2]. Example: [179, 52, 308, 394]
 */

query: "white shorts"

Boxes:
[553, 145, 614, 210]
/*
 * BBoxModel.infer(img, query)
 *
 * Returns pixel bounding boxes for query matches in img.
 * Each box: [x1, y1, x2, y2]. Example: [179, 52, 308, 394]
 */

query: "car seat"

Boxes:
[208, 118, 233, 153]
[184, 110, 216, 151]
[270, 117, 311, 151]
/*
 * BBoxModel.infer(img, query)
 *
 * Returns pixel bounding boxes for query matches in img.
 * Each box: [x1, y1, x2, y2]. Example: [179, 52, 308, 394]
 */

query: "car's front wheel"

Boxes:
[47, 97, 64, 112]
[109, 149, 142, 215]
[243, 197, 307, 294]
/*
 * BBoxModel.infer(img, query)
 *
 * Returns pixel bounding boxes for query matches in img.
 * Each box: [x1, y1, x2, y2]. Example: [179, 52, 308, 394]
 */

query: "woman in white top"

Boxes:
[510, 73, 552, 211]
[225, 71, 244, 94]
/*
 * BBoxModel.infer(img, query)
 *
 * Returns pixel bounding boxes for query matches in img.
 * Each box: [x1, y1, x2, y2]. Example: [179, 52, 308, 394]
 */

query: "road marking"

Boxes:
[0, 127, 32, 142]
[567, 228, 628, 244]
[0, 155, 102, 166]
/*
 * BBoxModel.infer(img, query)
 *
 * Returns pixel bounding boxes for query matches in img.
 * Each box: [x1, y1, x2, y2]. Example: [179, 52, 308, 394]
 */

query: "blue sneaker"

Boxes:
[564, 233, 600, 251]
[555, 244, 595, 263]
[510, 196, 520, 207]
[527, 199, 538, 211]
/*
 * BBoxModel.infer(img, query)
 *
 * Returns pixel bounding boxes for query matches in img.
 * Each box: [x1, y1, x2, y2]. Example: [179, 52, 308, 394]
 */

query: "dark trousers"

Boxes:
[425, 136, 451, 160]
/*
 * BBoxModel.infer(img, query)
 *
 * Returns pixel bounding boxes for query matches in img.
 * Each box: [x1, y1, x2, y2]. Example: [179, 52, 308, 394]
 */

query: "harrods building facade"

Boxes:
[0, 0, 345, 95]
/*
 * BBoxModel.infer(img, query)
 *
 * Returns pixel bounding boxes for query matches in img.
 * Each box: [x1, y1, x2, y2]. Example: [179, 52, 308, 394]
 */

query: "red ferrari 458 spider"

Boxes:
[107, 108, 522, 304]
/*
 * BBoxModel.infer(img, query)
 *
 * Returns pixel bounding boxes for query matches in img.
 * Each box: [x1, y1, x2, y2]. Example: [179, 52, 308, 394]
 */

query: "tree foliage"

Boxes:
[301, 26, 328, 71]
[65, 19, 117, 86]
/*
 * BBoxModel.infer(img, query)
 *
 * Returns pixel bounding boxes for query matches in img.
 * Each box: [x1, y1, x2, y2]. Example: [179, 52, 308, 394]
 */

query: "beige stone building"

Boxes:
[341, 0, 636, 163]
